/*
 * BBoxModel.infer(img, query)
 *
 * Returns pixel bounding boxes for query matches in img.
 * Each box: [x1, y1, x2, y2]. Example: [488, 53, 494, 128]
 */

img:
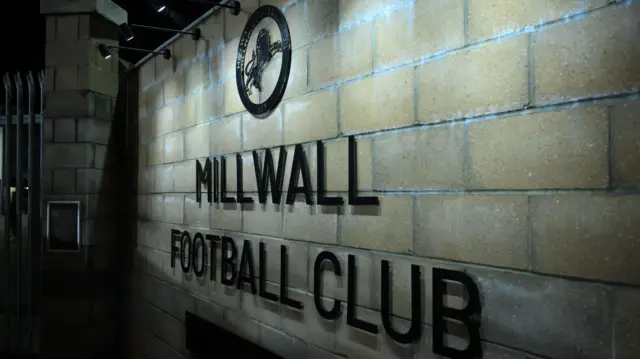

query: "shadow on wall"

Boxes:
[39, 65, 131, 358]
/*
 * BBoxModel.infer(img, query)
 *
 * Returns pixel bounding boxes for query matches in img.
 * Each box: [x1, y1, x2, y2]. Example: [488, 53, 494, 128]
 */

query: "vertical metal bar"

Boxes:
[26, 72, 35, 351]
[35, 70, 45, 353]
[2, 73, 12, 351]
[13, 73, 23, 350]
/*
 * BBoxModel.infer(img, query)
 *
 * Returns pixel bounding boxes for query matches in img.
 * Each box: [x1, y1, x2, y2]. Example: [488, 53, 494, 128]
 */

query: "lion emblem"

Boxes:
[243, 28, 283, 95]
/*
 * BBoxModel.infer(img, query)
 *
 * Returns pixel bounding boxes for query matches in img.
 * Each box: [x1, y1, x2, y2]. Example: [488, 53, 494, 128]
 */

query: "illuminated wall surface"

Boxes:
[43, 0, 640, 358]
[134, 1, 640, 358]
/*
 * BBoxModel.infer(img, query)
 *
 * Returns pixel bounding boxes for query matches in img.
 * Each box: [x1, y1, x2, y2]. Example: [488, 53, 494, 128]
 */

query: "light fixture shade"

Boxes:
[229, 1, 241, 16]
[119, 23, 135, 41]
[97, 44, 112, 59]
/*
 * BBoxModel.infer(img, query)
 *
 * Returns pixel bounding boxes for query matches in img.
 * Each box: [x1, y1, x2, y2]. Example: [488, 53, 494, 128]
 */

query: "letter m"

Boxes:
[196, 159, 212, 204]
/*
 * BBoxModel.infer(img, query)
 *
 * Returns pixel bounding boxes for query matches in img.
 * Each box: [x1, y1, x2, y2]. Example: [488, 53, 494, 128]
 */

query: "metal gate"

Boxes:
[0, 71, 44, 355]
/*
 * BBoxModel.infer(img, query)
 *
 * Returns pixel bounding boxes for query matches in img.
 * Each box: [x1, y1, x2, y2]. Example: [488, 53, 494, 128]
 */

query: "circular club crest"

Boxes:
[236, 5, 292, 119]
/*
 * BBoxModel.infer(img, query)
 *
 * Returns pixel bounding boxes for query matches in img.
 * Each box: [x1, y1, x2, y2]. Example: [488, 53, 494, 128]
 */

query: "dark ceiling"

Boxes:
[1, 1, 45, 73]
[113, 0, 222, 65]
[0, 0, 222, 73]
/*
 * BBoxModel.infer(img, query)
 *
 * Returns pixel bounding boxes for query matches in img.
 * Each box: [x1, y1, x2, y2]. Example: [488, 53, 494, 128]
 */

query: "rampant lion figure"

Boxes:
[244, 28, 283, 95]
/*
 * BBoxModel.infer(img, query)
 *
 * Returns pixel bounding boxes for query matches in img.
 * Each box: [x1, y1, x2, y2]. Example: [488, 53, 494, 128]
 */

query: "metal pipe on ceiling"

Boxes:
[130, 0, 233, 72]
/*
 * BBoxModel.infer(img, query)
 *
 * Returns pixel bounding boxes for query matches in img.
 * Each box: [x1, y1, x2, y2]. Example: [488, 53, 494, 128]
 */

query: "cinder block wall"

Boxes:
[41, 9, 123, 358]
[131, 1, 640, 358]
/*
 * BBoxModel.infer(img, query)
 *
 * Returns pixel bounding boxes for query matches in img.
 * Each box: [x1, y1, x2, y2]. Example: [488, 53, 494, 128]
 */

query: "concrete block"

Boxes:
[611, 101, 640, 188]
[45, 143, 95, 169]
[54, 65, 78, 90]
[173, 160, 196, 193]
[185, 123, 210, 160]
[614, 288, 640, 359]
[468, 0, 585, 42]
[53, 169, 76, 194]
[164, 73, 185, 104]
[374, 0, 464, 68]
[340, 195, 413, 253]
[224, 78, 258, 115]
[194, 296, 225, 327]
[338, 0, 408, 29]
[531, 193, 640, 285]
[224, 0, 259, 41]
[285, 0, 339, 49]
[283, 89, 338, 145]
[139, 61, 155, 90]
[340, 67, 414, 134]
[155, 164, 174, 193]
[46, 16, 56, 41]
[173, 36, 196, 68]
[243, 109, 283, 151]
[210, 201, 242, 231]
[148, 195, 165, 222]
[184, 194, 210, 228]
[242, 194, 284, 237]
[417, 34, 529, 123]
[533, 2, 640, 105]
[173, 96, 196, 131]
[40, 0, 128, 26]
[94, 144, 107, 169]
[467, 108, 609, 189]
[372, 126, 465, 190]
[45, 90, 95, 118]
[222, 38, 239, 83]
[77, 117, 111, 145]
[467, 267, 611, 359]
[53, 118, 76, 142]
[415, 194, 529, 270]
[259, 323, 308, 359]
[309, 23, 373, 89]
[308, 344, 346, 359]
[197, 85, 225, 122]
[163, 195, 184, 225]
[209, 114, 241, 156]
[45, 39, 92, 68]
[185, 58, 208, 94]
[197, 13, 223, 57]
[240, 281, 282, 329]
[148, 136, 165, 166]
[76, 169, 105, 194]
[283, 193, 339, 244]
[223, 309, 260, 343]
[164, 131, 185, 163]
[152, 106, 173, 137]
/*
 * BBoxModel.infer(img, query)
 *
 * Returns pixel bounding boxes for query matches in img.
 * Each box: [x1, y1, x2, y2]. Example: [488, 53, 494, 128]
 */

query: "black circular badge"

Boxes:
[236, 5, 292, 119]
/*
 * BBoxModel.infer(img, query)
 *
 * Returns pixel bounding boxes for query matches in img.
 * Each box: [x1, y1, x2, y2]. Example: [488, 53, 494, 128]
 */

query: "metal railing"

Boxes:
[0, 71, 44, 355]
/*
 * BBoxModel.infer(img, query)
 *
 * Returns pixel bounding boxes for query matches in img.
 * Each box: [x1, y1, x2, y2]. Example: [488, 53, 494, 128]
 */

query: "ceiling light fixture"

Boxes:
[96, 43, 171, 60]
[119, 23, 135, 41]
[97, 43, 112, 59]
[151, 0, 169, 13]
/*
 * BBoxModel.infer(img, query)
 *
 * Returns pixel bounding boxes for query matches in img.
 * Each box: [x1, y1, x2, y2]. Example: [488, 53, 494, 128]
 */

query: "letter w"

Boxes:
[253, 147, 286, 204]
[196, 158, 212, 204]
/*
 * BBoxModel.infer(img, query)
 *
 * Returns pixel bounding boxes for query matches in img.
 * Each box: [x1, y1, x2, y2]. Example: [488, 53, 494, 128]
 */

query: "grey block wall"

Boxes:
[41, 2, 126, 357]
